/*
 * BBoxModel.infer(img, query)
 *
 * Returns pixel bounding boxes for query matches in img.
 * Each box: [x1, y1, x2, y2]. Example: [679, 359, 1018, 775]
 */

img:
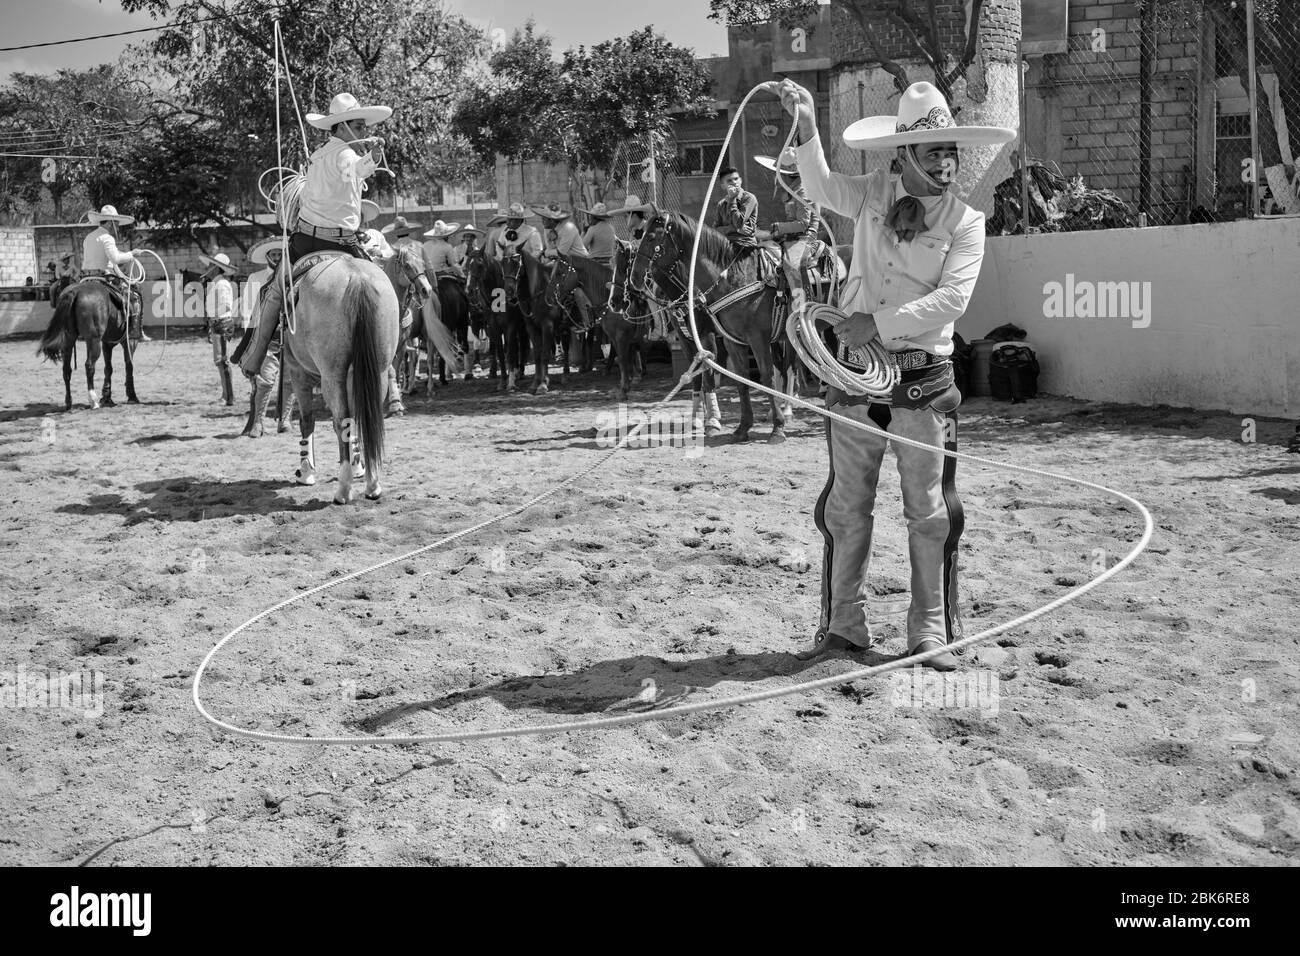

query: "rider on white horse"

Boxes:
[80, 205, 145, 341]
[239, 92, 391, 379]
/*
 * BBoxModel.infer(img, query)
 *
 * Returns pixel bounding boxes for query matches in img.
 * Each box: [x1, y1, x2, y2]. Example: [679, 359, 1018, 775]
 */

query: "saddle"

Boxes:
[80, 275, 139, 319]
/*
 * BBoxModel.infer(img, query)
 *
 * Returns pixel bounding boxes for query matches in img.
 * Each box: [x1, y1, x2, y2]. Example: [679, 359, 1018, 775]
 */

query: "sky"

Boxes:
[0, 0, 731, 79]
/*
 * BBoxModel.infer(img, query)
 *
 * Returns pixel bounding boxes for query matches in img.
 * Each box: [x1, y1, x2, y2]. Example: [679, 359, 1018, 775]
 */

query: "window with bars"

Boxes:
[676, 141, 724, 176]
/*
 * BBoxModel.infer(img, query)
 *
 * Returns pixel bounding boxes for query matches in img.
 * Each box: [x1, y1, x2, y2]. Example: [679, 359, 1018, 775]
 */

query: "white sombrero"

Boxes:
[422, 220, 460, 238]
[88, 204, 133, 226]
[485, 213, 509, 227]
[199, 251, 238, 275]
[306, 92, 392, 131]
[361, 199, 381, 225]
[754, 147, 800, 175]
[578, 202, 615, 219]
[610, 194, 653, 216]
[843, 81, 1016, 151]
[453, 226, 485, 242]
[502, 202, 529, 220]
[247, 237, 286, 265]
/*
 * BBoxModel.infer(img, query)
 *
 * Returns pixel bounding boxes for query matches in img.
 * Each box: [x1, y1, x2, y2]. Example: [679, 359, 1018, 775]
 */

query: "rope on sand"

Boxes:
[191, 82, 1152, 747]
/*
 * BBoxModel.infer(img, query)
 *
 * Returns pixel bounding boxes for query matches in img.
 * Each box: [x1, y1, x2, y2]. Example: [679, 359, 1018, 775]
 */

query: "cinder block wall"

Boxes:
[0, 227, 38, 286]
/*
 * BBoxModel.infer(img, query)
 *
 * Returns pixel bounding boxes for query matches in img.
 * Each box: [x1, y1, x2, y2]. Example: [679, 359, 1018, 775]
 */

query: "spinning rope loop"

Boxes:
[192, 80, 1153, 747]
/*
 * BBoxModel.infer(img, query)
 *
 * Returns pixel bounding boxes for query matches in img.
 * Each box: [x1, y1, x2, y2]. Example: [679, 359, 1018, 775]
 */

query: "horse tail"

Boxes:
[37, 288, 76, 363]
[346, 275, 386, 470]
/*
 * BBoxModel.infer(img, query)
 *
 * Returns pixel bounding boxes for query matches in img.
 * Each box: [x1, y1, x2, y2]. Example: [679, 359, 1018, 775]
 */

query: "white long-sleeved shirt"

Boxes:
[493, 223, 543, 258]
[81, 227, 134, 276]
[206, 275, 235, 321]
[545, 219, 588, 257]
[582, 221, 618, 262]
[298, 136, 378, 232]
[794, 136, 985, 358]
[422, 237, 464, 275]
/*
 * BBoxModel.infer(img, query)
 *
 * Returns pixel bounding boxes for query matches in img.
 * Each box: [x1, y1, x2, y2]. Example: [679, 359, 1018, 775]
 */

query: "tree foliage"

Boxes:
[454, 22, 713, 204]
[709, 0, 987, 100]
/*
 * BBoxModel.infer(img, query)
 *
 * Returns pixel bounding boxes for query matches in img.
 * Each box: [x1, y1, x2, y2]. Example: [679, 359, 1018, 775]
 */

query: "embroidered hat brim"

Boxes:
[843, 114, 1016, 151]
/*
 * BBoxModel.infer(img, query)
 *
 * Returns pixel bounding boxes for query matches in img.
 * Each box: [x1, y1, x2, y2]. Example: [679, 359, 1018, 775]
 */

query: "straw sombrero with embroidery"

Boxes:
[451, 225, 485, 243]
[843, 81, 1015, 151]
[422, 220, 460, 239]
[306, 92, 392, 130]
[88, 204, 133, 226]
[199, 251, 239, 275]
[530, 201, 571, 222]
[247, 237, 286, 265]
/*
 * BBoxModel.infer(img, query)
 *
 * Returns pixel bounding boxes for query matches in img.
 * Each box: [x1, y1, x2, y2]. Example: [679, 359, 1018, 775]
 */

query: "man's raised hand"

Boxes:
[777, 79, 816, 131]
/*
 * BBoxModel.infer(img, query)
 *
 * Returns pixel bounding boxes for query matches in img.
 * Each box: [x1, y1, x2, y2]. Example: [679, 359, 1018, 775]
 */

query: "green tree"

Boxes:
[454, 22, 713, 208]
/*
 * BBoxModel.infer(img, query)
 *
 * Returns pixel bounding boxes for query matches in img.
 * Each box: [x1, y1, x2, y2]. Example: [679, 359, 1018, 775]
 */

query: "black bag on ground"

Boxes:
[988, 343, 1039, 403]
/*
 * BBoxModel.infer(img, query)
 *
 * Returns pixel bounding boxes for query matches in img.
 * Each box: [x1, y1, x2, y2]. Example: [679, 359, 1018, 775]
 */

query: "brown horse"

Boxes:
[465, 250, 528, 392]
[514, 249, 563, 394]
[631, 210, 798, 443]
[550, 251, 651, 402]
[37, 281, 139, 411]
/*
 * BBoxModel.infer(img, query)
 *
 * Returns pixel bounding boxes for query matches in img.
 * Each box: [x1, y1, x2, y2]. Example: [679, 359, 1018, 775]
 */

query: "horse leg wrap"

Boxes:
[296, 437, 317, 485]
[690, 394, 704, 432]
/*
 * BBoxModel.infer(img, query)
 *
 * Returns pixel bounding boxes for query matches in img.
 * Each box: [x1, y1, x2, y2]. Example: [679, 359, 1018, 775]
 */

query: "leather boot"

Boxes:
[277, 387, 295, 433]
[244, 379, 274, 438]
[239, 270, 285, 378]
[220, 364, 235, 406]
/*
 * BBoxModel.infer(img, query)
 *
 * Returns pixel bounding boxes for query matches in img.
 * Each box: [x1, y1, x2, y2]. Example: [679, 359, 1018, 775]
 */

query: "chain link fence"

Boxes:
[1243, 0, 1299, 216]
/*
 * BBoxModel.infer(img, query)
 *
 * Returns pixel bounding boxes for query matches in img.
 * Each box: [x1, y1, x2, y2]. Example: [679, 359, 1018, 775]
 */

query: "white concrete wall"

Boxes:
[0, 227, 38, 286]
[957, 217, 1300, 416]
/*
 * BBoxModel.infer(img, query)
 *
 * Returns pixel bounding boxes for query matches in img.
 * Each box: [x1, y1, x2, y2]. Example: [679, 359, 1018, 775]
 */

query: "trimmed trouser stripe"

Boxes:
[939, 410, 965, 646]
[813, 417, 836, 637]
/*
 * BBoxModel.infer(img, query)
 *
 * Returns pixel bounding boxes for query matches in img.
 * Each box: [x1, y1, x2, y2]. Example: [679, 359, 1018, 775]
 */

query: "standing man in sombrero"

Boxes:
[239, 92, 391, 379]
[777, 78, 1014, 669]
[200, 251, 239, 407]
[234, 236, 295, 436]
[80, 204, 146, 341]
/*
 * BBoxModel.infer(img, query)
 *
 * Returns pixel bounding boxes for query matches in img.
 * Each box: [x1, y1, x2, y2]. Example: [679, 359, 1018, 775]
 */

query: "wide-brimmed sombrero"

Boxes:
[380, 215, 423, 238]
[485, 213, 509, 227]
[531, 201, 571, 221]
[422, 220, 460, 239]
[754, 147, 800, 175]
[451, 226, 485, 242]
[306, 92, 392, 131]
[199, 251, 238, 275]
[610, 194, 653, 216]
[361, 199, 381, 225]
[843, 81, 1016, 151]
[247, 237, 286, 265]
[88, 204, 133, 226]
[578, 202, 615, 220]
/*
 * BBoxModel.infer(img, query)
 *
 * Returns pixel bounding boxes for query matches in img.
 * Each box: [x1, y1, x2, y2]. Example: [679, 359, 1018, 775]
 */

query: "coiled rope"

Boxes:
[192, 79, 1152, 747]
[120, 248, 171, 377]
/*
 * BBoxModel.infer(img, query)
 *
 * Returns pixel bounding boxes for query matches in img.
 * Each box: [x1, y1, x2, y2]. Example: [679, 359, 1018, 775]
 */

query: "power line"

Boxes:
[0, 152, 97, 160]
[0, 10, 245, 54]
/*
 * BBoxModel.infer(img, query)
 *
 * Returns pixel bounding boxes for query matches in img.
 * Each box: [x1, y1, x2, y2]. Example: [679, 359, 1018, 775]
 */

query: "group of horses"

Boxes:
[38, 209, 835, 504]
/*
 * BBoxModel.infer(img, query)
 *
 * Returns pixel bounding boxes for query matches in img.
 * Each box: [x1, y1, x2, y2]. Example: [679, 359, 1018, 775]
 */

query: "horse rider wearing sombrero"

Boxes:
[482, 212, 508, 262]
[358, 198, 393, 260]
[232, 236, 295, 437]
[239, 91, 391, 380]
[777, 78, 1015, 670]
[200, 250, 239, 407]
[80, 204, 147, 342]
[757, 148, 822, 317]
[534, 201, 597, 325]
[491, 202, 543, 259]
[713, 165, 764, 284]
[578, 202, 619, 267]
[379, 215, 432, 416]
[422, 220, 466, 281]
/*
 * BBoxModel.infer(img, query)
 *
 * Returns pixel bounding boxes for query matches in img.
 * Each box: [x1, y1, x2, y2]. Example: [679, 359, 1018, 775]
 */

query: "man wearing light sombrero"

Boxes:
[421, 220, 465, 281]
[578, 202, 618, 267]
[240, 91, 391, 379]
[755, 147, 823, 318]
[778, 78, 1015, 670]
[81, 205, 146, 341]
[232, 236, 294, 437]
[491, 202, 543, 259]
[199, 251, 240, 406]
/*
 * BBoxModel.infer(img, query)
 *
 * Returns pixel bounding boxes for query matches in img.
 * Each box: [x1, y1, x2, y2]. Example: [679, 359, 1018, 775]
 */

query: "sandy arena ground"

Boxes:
[1, 330, 1297, 866]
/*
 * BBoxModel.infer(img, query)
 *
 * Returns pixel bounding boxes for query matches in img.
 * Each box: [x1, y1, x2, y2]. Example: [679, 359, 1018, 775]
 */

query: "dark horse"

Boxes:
[37, 281, 139, 411]
[549, 252, 655, 402]
[465, 250, 528, 392]
[434, 274, 473, 385]
[515, 249, 564, 395]
[631, 210, 795, 444]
